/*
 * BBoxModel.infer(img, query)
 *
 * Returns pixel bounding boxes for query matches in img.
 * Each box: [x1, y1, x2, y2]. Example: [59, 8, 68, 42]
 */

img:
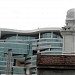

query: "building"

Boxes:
[0, 28, 63, 75]
[37, 8, 75, 75]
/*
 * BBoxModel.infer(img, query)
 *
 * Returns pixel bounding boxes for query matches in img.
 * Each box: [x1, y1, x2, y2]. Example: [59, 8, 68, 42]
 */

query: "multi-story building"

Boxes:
[0, 28, 63, 75]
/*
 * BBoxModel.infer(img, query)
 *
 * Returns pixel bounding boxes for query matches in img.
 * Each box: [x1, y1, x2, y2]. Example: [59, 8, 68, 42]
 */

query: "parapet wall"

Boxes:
[37, 54, 75, 69]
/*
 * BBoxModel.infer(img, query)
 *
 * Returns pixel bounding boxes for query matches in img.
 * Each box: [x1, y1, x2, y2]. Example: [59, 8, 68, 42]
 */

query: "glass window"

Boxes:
[41, 33, 51, 38]
[53, 32, 62, 38]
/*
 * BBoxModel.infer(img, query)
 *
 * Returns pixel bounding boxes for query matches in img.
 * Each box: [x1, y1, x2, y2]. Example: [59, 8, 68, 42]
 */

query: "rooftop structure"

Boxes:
[66, 8, 75, 20]
[61, 8, 75, 54]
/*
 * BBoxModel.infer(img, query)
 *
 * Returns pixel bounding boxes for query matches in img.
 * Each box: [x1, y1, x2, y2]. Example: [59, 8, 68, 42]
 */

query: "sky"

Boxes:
[0, 0, 75, 30]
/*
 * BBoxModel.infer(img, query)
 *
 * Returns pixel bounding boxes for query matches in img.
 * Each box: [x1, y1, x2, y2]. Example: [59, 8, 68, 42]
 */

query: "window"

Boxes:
[33, 50, 37, 55]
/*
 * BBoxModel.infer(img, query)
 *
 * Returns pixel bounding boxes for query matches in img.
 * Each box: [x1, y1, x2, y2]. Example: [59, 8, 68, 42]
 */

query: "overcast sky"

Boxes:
[0, 0, 74, 30]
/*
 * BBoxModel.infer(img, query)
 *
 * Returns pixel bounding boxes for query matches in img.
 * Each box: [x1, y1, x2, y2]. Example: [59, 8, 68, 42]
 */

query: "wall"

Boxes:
[38, 69, 75, 75]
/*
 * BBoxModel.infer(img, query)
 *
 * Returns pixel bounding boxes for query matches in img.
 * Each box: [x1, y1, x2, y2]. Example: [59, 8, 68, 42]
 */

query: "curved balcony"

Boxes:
[0, 66, 26, 74]
[0, 42, 28, 54]
[32, 38, 63, 50]
[12, 66, 25, 74]
[40, 51, 62, 55]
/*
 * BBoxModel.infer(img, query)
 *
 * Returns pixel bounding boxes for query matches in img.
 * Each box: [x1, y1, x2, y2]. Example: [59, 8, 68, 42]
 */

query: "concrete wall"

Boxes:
[38, 69, 75, 75]
[63, 35, 74, 53]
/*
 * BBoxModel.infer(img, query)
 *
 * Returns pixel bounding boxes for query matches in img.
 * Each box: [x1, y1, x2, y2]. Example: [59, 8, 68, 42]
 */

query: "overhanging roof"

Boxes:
[0, 27, 61, 35]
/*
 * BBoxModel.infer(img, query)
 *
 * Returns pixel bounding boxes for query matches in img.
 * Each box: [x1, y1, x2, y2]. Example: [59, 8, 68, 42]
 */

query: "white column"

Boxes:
[62, 35, 65, 54]
[51, 32, 53, 38]
[16, 34, 18, 40]
[63, 33, 73, 54]
[39, 32, 40, 39]
[73, 33, 75, 53]
[26, 68, 30, 75]
[0, 31, 1, 39]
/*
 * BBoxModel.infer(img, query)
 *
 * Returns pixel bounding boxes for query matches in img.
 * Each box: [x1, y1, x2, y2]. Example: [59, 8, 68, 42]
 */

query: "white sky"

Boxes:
[0, 0, 75, 30]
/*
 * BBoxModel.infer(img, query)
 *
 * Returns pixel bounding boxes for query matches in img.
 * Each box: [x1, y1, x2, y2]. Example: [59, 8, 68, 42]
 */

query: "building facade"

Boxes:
[0, 28, 63, 75]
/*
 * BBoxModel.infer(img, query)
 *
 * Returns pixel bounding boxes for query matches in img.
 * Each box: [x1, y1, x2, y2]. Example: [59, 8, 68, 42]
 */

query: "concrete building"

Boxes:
[0, 28, 63, 75]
